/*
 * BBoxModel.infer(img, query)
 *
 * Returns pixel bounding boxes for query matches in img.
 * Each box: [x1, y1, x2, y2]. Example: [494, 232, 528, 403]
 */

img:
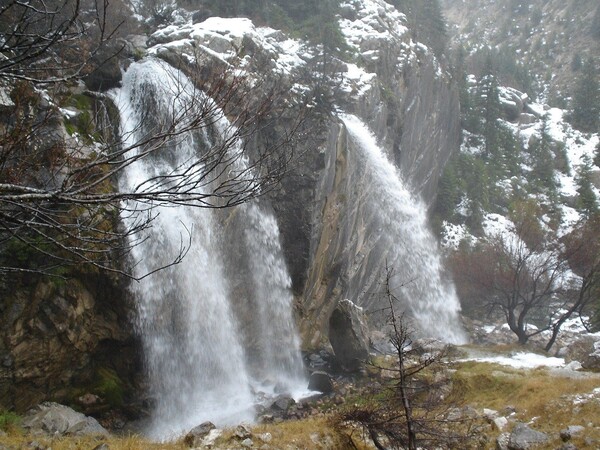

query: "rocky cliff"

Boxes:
[0, 0, 461, 411]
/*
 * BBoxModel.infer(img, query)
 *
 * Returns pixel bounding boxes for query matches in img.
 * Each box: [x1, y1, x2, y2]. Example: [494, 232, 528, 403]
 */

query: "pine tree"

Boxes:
[594, 140, 600, 168]
[576, 155, 599, 216]
[570, 58, 600, 133]
[530, 114, 557, 197]
[478, 70, 501, 159]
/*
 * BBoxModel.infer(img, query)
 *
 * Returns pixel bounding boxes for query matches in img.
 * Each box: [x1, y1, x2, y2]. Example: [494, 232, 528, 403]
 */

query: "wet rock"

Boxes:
[270, 395, 295, 412]
[21, 402, 109, 437]
[328, 299, 369, 372]
[308, 371, 334, 394]
[508, 423, 550, 450]
[184, 421, 216, 447]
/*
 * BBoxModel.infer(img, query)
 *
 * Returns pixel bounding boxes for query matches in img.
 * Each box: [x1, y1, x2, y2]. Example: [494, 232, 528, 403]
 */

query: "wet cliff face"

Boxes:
[0, 274, 140, 412]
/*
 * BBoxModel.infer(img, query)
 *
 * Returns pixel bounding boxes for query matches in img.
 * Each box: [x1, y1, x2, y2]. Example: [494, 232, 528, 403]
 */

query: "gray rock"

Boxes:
[184, 421, 216, 447]
[308, 371, 334, 394]
[202, 429, 223, 447]
[92, 444, 110, 450]
[492, 416, 509, 431]
[257, 432, 272, 443]
[270, 395, 295, 412]
[508, 423, 550, 450]
[241, 438, 253, 448]
[560, 425, 585, 441]
[559, 444, 578, 450]
[496, 432, 510, 450]
[235, 423, 252, 440]
[328, 299, 370, 371]
[21, 402, 108, 437]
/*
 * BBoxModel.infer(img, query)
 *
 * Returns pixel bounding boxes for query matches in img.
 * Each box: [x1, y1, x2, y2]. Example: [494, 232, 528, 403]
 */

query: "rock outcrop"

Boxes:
[0, 275, 139, 412]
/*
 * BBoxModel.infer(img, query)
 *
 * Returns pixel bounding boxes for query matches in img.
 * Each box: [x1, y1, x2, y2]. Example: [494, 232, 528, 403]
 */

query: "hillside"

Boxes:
[440, 0, 600, 104]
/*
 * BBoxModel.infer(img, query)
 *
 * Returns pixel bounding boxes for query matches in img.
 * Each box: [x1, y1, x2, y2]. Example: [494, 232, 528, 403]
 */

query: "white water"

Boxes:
[113, 59, 305, 439]
[340, 114, 467, 344]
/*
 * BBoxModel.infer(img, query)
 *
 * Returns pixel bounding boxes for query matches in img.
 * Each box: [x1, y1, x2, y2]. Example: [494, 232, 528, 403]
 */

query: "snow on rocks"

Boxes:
[148, 17, 306, 76]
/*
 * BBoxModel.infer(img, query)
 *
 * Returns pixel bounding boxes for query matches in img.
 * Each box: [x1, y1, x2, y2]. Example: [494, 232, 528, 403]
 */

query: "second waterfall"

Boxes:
[113, 59, 305, 439]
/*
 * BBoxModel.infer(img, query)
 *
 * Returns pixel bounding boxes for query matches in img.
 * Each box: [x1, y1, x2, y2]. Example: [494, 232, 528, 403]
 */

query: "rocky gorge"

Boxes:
[1, 0, 599, 447]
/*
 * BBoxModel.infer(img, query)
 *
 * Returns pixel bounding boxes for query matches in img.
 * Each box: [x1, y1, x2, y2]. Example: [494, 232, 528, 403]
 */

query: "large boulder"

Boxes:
[328, 299, 370, 372]
[21, 402, 108, 437]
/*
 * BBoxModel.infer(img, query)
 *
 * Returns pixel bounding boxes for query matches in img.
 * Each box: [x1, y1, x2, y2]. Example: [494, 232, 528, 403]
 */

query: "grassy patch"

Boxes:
[451, 359, 600, 449]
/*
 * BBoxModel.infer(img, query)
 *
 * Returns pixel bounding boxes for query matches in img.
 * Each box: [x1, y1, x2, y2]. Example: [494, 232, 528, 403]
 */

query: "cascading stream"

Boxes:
[340, 114, 467, 344]
[113, 58, 305, 439]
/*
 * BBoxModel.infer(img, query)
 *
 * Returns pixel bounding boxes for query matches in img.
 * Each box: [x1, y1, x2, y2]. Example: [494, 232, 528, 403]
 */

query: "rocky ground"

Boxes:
[2, 316, 600, 449]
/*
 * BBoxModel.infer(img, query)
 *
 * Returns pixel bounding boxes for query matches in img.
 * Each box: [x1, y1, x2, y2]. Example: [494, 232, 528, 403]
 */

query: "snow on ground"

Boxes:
[467, 352, 566, 369]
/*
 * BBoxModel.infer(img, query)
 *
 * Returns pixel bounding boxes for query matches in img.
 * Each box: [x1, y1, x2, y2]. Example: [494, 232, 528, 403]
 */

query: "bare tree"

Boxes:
[451, 214, 600, 350]
[337, 266, 472, 450]
[0, 0, 124, 84]
[0, 3, 304, 279]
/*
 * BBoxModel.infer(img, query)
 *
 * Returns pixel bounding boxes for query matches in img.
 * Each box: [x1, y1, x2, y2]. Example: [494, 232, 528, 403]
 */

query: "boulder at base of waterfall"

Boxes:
[308, 371, 334, 394]
[21, 402, 109, 437]
[328, 299, 370, 372]
[184, 421, 216, 447]
[508, 423, 550, 450]
[270, 395, 295, 413]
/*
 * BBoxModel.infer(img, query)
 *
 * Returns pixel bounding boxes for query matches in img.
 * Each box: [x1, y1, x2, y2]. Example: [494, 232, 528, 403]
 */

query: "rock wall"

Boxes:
[0, 274, 139, 413]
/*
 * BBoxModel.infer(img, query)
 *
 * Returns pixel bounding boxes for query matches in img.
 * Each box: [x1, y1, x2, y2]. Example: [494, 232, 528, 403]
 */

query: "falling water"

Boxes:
[340, 114, 467, 344]
[113, 59, 305, 439]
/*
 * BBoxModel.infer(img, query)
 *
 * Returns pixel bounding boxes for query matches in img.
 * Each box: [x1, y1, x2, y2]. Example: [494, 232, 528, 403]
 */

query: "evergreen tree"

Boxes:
[594, 140, 600, 168]
[570, 58, 600, 133]
[576, 155, 599, 216]
[530, 114, 557, 197]
[478, 70, 501, 159]
[391, 0, 447, 58]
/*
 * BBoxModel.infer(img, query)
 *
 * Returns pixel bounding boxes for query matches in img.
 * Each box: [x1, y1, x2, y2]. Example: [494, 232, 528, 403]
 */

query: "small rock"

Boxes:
[496, 432, 510, 450]
[241, 438, 253, 448]
[558, 444, 578, 450]
[235, 424, 252, 440]
[308, 371, 334, 394]
[508, 423, 550, 450]
[92, 444, 110, 450]
[483, 408, 499, 421]
[77, 393, 101, 406]
[27, 442, 46, 450]
[258, 432, 272, 443]
[271, 395, 295, 412]
[202, 429, 223, 447]
[184, 421, 216, 447]
[560, 425, 585, 441]
[492, 416, 509, 431]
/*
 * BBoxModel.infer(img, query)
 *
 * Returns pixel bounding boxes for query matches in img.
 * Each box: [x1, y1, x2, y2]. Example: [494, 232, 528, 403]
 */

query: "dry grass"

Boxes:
[0, 432, 187, 449]
[451, 359, 600, 449]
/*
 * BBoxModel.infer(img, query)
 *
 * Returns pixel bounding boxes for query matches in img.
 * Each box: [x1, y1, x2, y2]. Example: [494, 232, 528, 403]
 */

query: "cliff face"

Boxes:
[0, 0, 461, 410]
[0, 274, 140, 412]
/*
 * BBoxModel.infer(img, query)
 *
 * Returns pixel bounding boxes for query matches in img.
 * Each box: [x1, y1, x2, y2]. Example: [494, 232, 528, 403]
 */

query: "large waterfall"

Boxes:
[113, 59, 305, 439]
[340, 114, 467, 344]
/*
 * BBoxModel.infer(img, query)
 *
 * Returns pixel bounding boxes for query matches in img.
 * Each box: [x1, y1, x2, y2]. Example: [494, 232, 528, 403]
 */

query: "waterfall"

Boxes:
[340, 114, 467, 344]
[113, 59, 305, 439]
